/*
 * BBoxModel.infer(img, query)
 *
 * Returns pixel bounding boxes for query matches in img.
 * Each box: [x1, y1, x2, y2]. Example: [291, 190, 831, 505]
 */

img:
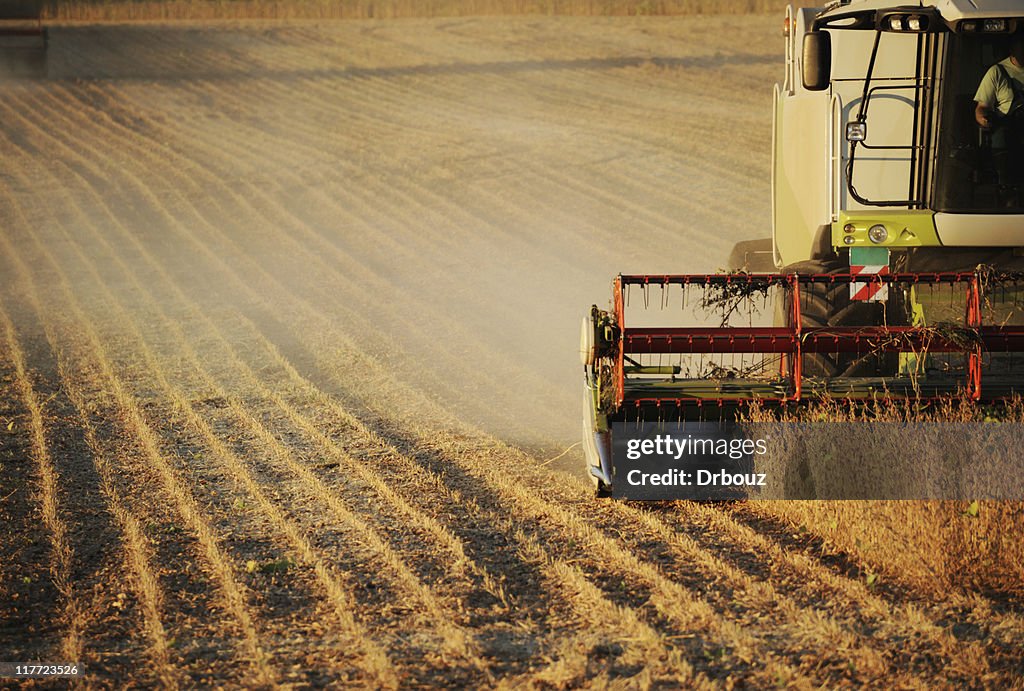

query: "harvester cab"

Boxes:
[0, 0, 48, 78]
[582, 0, 1024, 496]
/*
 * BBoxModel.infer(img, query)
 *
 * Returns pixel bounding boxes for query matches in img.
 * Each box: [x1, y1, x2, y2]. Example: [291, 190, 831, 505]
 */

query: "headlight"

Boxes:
[868, 224, 888, 244]
[879, 9, 940, 33]
[843, 223, 856, 234]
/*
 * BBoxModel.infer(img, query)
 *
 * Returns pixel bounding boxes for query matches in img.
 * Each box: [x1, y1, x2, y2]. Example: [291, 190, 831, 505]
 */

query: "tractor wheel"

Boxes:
[781, 259, 892, 378]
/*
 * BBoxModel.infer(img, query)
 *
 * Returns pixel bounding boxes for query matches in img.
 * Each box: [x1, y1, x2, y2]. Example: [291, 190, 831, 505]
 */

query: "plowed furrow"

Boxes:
[0, 143, 260, 691]
[24, 83, 720, 683]
[0, 324, 62, 664]
[305, 391, 812, 684]
[2, 296, 180, 688]
[13, 193, 403, 689]
[7, 85, 487, 593]
[0, 305, 71, 671]
[0, 188, 279, 689]
[96, 295, 489, 684]
[323, 398, 876, 684]
[7, 83, 507, 683]
[0, 300, 80, 666]
[142, 303, 815, 687]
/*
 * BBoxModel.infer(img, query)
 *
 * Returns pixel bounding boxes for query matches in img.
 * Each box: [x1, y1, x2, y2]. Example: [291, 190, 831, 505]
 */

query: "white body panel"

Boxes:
[773, 7, 832, 266]
[935, 0, 1024, 21]
[935, 213, 1024, 245]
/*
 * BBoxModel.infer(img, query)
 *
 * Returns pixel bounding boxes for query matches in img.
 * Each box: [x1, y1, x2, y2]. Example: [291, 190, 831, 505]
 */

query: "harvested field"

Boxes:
[0, 14, 1021, 687]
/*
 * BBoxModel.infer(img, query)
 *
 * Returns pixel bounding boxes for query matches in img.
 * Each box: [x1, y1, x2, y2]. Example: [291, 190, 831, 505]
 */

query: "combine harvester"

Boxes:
[0, 0, 47, 78]
[582, 0, 1024, 496]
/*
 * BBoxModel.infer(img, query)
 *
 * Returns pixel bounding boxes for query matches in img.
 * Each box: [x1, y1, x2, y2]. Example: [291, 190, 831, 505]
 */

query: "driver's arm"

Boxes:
[975, 64, 1002, 128]
[977, 101, 996, 129]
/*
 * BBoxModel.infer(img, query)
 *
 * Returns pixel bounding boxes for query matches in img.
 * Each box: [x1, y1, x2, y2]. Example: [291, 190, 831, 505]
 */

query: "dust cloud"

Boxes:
[33, 15, 778, 473]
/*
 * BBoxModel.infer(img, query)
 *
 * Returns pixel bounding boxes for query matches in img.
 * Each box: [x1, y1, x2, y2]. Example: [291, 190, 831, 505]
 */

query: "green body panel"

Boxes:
[833, 210, 941, 249]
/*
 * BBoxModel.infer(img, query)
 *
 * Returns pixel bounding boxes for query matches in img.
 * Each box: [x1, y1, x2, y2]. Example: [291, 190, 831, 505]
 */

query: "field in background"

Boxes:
[48, 0, 798, 21]
[0, 14, 1021, 687]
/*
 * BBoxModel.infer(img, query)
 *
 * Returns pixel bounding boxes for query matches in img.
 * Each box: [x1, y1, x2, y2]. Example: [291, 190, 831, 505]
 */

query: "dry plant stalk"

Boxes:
[745, 397, 1024, 601]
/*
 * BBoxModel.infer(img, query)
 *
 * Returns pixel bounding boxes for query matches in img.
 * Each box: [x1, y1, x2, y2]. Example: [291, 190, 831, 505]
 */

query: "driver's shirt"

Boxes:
[975, 57, 1024, 115]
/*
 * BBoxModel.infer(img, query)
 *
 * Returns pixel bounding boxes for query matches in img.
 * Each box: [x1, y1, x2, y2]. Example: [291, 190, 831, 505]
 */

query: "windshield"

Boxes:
[935, 32, 1024, 213]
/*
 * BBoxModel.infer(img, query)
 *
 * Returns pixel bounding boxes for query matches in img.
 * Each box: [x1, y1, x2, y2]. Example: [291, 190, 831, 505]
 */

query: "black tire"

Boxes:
[781, 259, 892, 378]
[728, 238, 776, 273]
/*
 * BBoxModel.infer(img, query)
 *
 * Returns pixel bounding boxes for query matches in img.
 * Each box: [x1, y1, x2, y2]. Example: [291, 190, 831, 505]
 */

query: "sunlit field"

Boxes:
[0, 8, 1021, 687]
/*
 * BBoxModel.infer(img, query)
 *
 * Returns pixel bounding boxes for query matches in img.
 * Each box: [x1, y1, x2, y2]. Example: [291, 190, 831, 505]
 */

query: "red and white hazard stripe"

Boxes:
[850, 263, 889, 302]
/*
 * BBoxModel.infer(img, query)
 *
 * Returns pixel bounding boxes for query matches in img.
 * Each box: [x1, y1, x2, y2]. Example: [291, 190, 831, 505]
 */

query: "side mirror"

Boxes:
[802, 31, 831, 91]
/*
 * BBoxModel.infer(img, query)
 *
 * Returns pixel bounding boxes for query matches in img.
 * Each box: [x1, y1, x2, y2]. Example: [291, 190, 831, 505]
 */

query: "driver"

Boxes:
[975, 34, 1024, 204]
